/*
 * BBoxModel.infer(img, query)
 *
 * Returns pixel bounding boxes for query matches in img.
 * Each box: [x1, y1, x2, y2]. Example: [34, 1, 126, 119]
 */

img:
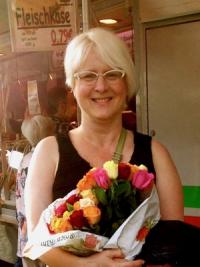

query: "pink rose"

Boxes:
[132, 170, 154, 190]
[93, 168, 111, 190]
[54, 203, 67, 217]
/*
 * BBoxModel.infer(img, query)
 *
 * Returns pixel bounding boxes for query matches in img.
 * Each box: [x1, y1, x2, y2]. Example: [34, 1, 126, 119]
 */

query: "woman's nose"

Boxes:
[94, 75, 108, 92]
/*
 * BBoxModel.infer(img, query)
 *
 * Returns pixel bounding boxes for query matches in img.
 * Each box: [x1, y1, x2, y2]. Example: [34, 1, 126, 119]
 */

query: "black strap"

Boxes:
[112, 128, 127, 163]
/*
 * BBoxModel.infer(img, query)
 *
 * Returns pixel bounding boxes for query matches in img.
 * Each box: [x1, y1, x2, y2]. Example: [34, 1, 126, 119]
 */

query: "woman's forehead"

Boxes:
[78, 47, 112, 71]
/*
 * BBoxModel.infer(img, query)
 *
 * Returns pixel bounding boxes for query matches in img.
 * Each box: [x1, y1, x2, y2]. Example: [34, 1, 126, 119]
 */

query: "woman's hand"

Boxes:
[40, 247, 144, 267]
[85, 249, 144, 267]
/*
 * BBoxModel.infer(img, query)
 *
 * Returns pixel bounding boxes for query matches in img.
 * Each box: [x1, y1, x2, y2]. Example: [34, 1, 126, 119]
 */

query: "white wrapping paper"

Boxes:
[24, 186, 160, 260]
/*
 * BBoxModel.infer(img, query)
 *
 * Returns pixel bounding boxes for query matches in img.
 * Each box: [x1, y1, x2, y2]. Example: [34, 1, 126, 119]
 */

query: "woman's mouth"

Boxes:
[91, 97, 112, 103]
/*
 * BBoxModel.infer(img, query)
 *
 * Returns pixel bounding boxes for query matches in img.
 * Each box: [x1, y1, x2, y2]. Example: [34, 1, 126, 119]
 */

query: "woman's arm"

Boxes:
[40, 248, 144, 267]
[152, 139, 184, 220]
[25, 136, 58, 233]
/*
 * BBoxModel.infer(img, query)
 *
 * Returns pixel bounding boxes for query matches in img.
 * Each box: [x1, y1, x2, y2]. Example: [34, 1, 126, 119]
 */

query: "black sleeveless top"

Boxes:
[53, 131, 155, 201]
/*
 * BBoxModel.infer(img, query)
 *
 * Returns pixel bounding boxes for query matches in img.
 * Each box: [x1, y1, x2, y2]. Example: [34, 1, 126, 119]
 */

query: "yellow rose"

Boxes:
[63, 210, 72, 219]
[80, 189, 99, 204]
[103, 160, 118, 179]
[59, 218, 73, 232]
[138, 164, 148, 171]
[79, 198, 95, 208]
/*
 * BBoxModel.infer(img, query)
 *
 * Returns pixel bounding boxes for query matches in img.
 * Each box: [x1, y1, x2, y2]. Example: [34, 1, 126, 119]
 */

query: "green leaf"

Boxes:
[115, 181, 131, 197]
[67, 203, 74, 212]
[106, 205, 112, 220]
[94, 187, 108, 205]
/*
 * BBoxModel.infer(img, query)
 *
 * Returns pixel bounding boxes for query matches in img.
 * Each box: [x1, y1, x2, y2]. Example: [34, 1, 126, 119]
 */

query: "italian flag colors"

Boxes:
[183, 185, 200, 227]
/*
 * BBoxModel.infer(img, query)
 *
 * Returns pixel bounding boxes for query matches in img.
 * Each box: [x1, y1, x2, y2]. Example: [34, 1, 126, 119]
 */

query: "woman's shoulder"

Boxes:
[37, 135, 57, 146]
[33, 135, 58, 159]
[151, 138, 172, 161]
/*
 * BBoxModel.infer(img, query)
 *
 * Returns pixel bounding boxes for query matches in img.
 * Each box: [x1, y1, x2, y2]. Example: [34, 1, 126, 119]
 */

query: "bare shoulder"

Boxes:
[33, 136, 58, 158]
[29, 135, 59, 177]
[36, 135, 58, 150]
[151, 138, 179, 176]
[151, 138, 176, 167]
[151, 138, 170, 155]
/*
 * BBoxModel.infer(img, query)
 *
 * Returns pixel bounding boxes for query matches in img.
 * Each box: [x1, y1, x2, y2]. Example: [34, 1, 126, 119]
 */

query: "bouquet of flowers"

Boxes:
[24, 160, 160, 260]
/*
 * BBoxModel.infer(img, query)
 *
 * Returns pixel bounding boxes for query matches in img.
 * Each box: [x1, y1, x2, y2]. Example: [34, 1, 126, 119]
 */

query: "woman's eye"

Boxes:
[107, 73, 117, 78]
[81, 73, 96, 80]
[105, 71, 122, 79]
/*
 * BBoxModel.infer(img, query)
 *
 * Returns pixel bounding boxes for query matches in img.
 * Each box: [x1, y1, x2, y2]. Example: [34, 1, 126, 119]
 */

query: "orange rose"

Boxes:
[73, 201, 80, 210]
[60, 218, 73, 232]
[83, 206, 101, 225]
[129, 163, 140, 175]
[50, 217, 73, 233]
[77, 170, 97, 191]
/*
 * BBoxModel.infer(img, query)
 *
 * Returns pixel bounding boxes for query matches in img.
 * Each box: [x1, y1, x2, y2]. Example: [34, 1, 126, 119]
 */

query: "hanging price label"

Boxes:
[51, 28, 73, 46]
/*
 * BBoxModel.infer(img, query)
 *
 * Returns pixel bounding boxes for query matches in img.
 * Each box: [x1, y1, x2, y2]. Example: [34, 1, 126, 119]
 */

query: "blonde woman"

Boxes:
[25, 28, 183, 267]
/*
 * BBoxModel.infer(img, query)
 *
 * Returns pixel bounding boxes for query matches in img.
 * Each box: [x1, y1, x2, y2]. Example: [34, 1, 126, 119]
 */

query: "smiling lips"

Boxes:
[91, 97, 113, 103]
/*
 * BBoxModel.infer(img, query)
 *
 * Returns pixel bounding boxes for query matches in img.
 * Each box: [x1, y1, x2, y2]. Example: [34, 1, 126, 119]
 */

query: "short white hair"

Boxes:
[64, 27, 136, 100]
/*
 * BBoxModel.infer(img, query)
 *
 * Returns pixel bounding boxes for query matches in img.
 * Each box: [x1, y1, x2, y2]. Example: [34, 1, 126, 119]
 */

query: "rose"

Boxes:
[77, 170, 97, 191]
[79, 197, 96, 208]
[66, 194, 81, 205]
[49, 216, 73, 233]
[69, 209, 87, 229]
[118, 163, 131, 180]
[59, 218, 73, 232]
[132, 170, 154, 190]
[92, 168, 111, 190]
[83, 206, 101, 225]
[103, 160, 118, 179]
[55, 203, 67, 217]
[80, 189, 99, 204]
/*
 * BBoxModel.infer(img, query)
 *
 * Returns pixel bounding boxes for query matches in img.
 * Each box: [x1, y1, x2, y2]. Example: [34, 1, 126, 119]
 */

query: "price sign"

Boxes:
[7, 0, 77, 52]
[51, 28, 73, 46]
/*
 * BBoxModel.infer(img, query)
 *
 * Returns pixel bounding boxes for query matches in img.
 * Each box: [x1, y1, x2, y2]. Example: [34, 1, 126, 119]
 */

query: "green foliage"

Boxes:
[67, 203, 74, 212]
[93, 187, 108, 205]
[91, 179, 139, 237]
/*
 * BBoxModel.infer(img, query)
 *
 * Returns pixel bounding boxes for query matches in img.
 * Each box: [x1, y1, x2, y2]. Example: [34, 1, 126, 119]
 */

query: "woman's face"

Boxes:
[73, 49, 128, 122]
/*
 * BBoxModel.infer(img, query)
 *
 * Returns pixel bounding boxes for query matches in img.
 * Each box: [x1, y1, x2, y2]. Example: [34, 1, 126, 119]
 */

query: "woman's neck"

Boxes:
[78, 118, 123, 148]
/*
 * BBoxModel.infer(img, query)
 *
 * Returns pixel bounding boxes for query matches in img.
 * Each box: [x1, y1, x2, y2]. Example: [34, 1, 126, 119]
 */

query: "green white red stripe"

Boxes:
[183, 186, 200, 227]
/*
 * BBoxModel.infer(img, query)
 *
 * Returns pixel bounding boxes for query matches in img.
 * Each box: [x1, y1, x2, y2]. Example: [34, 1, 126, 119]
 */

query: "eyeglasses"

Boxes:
[74, 69, 125, 85]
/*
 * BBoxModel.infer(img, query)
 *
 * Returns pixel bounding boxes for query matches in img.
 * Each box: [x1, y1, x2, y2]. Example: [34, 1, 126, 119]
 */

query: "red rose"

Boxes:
[66, 194, 81, 205]
[55, 203, 67, 217]
[118, 163, 131, 180]
[69, 210, 87, 229]
[47, 223, 55, 234]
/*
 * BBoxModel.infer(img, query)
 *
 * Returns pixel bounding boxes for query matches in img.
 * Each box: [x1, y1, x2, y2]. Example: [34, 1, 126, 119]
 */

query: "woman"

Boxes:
[25, 28, 184, 267]
[16, 115, 55, 267]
